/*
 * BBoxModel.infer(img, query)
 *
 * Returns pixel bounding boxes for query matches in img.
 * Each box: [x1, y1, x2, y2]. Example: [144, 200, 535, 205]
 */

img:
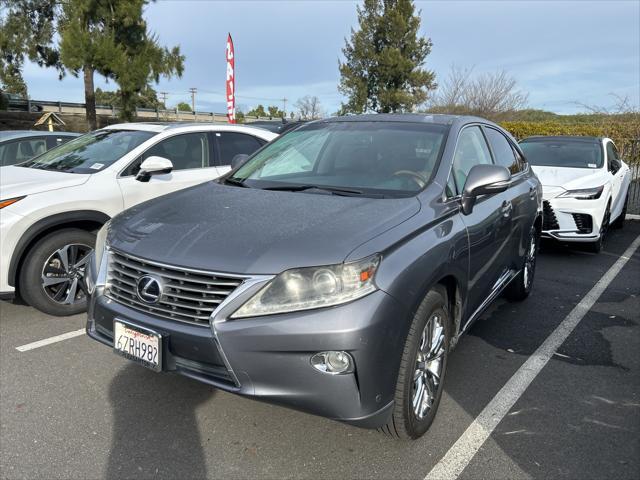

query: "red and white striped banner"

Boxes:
[226, 33, 236, 123]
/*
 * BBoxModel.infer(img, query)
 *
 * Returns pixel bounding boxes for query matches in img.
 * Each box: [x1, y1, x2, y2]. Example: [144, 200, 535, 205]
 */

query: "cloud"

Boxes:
[17, 0, 639, 115]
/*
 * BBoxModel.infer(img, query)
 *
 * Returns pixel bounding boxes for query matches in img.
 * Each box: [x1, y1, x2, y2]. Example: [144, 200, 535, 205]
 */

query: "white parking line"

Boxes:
[425, 233, 640, 480]
[15, 329, 86, 352]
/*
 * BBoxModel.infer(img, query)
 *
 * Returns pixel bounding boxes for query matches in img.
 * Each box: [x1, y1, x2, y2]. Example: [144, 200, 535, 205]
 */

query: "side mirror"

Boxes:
[136, 156, 173, 182]
[231, 154, 250, 170]
[461, 164, 511, 215]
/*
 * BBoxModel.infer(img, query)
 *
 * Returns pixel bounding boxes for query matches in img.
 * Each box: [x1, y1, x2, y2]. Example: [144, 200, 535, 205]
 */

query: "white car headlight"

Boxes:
[558, 185, 603, 200]
[231, 255, 381, 318]
[94, 220, 111, 268]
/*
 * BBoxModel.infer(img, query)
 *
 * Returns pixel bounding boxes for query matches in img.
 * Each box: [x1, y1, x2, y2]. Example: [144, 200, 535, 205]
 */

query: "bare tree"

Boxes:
[429, 65, 528, 120]
[430, 65, 473, 108]
[295, 95, 324, 120]
[574, 93, 639, 115]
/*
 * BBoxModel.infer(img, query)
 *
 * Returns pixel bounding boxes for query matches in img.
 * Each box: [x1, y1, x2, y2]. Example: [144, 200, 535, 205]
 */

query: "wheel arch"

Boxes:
[534, 212, 543, 234]
[9, 210, 110, 288]
[434, 274, 463, 343]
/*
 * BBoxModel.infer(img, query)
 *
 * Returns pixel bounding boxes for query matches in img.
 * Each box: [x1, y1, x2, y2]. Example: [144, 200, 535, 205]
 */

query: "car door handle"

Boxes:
[501, 200, 513, 217]
[529, 187, 537, 199]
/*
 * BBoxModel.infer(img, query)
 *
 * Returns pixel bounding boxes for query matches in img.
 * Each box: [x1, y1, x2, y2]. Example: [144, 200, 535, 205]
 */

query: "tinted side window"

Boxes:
[445, 174, 458, 197]
[452, 126, 493, 191]
[216, 132, 262, 166]
[485, 128, 522, 174]
[0, 142, 10, 166]
[46, 136, 74, 150]
[124, 133, 210, 176]
[606, 142, 621, 172]
[20, 138, 47, 160]
[511, 144, 527, 172]
[1, 138, 48, 165]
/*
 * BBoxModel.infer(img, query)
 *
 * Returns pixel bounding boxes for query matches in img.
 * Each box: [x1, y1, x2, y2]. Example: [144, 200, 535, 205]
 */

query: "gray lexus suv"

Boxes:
[86, 114, 542, 439]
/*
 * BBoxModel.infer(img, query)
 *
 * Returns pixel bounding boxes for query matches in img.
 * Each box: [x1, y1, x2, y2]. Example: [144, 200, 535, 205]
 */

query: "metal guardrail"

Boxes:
[10, 99, 280, 124]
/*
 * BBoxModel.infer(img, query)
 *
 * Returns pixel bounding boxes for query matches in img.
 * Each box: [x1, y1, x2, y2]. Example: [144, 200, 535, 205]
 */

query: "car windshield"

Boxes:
[228, 121, 448, 197]
[19, 129, 156, 174]
[520, 139, 603, 169]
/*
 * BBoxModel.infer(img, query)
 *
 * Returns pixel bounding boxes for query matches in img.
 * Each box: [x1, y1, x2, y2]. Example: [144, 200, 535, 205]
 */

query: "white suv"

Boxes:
[0, 122, 277, 315]
[520, 136, 631, 253]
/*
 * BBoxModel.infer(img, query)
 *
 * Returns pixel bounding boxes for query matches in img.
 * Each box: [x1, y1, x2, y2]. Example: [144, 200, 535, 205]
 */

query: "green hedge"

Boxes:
[500, 120, 640, 163]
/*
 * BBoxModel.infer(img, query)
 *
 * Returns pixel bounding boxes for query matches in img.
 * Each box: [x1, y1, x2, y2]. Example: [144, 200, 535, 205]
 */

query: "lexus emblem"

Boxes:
[136, 275, 163, 304]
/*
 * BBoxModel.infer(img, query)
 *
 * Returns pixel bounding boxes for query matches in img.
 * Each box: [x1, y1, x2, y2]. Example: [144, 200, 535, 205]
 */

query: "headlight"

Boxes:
[94, 220, 111, 267]
[231, 254, 381, 318]
[558, 185, 603, 200]
[0, 196, 26, 209]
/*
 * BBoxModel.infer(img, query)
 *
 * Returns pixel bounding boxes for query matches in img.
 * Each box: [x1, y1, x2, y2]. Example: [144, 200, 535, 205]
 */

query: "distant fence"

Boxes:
[628, 140, 640, 214]
[15, 99, 280, 124]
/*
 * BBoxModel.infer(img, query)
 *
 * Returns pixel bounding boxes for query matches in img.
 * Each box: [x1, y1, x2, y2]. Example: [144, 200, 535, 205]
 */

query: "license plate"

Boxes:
[113, 321, 162, 372]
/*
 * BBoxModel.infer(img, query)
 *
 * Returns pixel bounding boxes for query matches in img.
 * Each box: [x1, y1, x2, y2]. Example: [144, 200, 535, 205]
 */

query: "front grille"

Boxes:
[543, 201, 560, 230]
[572, 213, 593, 233]
[106, 249, 245, 325]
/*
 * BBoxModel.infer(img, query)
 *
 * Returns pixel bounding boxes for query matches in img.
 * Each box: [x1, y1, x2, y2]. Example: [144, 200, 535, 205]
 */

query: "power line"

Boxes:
[198, 88, 286, 103]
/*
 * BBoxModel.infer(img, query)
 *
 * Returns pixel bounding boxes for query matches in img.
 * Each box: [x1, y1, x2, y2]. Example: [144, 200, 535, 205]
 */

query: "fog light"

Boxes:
[311, 351, 354, 374]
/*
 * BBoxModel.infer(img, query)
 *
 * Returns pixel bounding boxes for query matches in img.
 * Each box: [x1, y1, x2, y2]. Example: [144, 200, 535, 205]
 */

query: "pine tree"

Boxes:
[338, 0, 436, 114]
[0, 0, 184, 129]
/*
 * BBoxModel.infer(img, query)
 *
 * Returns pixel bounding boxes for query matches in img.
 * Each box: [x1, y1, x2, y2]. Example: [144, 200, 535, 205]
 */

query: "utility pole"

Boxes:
[159, 91, 169, 109]
[282, 97, 287, 119]
[189, 87, 197, 112]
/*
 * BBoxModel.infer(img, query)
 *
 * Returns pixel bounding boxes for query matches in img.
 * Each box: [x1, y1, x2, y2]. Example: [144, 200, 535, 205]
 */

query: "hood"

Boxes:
[0, 166, 90, 198]
[531, 166, 609, 198]
[109, 182, 421, 274]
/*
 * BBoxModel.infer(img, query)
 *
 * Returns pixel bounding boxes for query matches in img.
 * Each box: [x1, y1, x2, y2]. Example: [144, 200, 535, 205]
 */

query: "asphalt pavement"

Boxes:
[1, 221, 639, 480]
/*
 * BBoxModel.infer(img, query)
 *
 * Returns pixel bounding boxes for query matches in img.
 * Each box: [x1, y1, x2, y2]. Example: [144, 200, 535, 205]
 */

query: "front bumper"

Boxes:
[86, 273, 408, 428]
[542, 196, 606, 242]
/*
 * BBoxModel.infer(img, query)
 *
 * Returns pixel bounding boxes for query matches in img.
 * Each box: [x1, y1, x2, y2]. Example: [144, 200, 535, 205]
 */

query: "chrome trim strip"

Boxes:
[104, 246, 267, 386]
[108, 248, 250, 279]
[461, 269, 517, 333]
[541, 230, 599, 241]
[208, 275, 275, 388]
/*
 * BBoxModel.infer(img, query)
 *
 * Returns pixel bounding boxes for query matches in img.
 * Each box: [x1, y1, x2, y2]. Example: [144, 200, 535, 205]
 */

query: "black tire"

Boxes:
[505, 225, 539, 301]
[587, 204, 611, 253]
[380, 286, 450, 440]
[612, 194, 628, 229]
[19, 228, 95, 316]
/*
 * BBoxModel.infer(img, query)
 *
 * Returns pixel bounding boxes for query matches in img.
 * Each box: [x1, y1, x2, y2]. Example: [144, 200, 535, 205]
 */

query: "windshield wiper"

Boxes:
[223, 177, 249, 188]
[261, 184, 366, 196]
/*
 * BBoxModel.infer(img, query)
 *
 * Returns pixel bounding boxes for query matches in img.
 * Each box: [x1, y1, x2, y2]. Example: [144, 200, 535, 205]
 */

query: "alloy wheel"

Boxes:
[412, 313, 446, 419]
[41, 243, 93, 305]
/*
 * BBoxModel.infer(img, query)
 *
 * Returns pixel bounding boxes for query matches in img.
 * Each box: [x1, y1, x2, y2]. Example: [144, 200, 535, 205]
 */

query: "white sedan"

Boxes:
[520, 136, 631, 253]
[0, 122, 277, 315]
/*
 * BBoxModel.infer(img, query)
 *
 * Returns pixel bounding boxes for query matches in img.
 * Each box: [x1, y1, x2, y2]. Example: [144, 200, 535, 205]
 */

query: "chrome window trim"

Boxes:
[444, 122, 494, 198]
[117, 130, 213, 178]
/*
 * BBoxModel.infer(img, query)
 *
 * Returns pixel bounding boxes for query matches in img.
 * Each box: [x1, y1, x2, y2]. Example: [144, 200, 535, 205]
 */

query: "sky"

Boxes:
[19, 0, 640, 116]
